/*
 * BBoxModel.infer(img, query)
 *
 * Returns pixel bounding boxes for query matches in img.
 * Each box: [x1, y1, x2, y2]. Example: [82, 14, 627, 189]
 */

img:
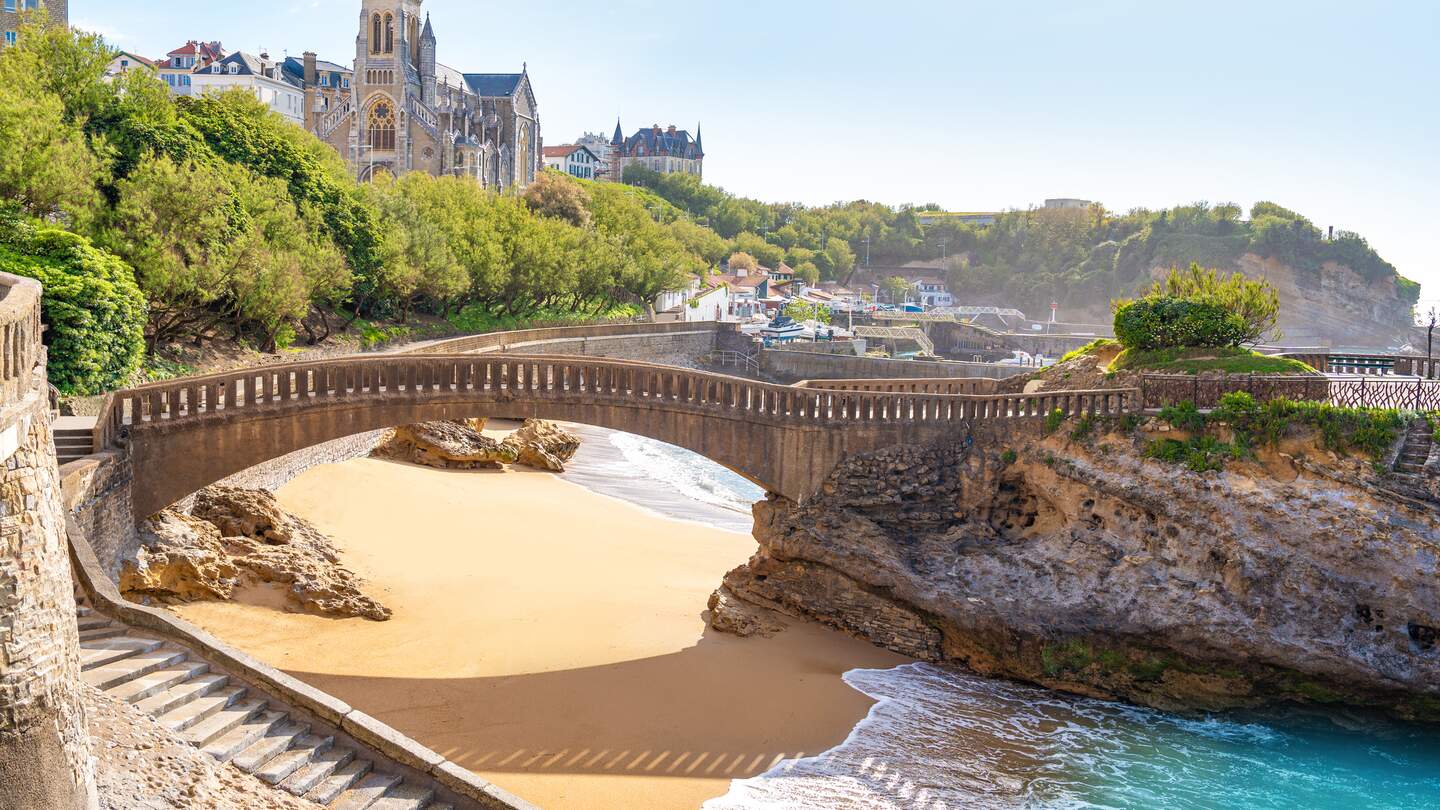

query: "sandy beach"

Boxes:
[171, 443, 907, 809]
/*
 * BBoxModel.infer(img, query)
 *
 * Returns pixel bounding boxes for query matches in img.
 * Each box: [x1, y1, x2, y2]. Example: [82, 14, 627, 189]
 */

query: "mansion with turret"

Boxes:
[300, 0, 540, 189]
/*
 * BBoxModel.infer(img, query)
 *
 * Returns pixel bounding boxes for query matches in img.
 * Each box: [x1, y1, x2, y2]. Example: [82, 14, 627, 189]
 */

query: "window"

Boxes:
[384, 13, 394, 53]
[342, 77, 350, 89]
[2, 31, 14, 47]
[367, 100, 396, 151]
[320, 74, 329, 87]
[3, 0, 14, 11]
[181, 75, 191, 86]
[371, 14, 382, 52]
[227, 63, 238, 74]
[211, 64, 221, 73]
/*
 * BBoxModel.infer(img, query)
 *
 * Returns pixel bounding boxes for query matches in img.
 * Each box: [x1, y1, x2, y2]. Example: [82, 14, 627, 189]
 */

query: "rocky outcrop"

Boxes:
[716, 420, 1440, 720]
[502, 418, 581, 472]
[373, 420, 517, 469]
[122, 487, 390, 621]
[375, 418, 581, 472]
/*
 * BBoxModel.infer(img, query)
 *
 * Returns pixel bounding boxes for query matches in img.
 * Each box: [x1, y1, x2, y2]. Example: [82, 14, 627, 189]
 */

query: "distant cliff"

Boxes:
[714, 419, 1440, 720]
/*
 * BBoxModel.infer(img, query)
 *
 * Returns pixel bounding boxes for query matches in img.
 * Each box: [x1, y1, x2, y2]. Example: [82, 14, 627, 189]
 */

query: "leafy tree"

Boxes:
[881, 276, 912, 304]
[523, 170, 592, 228]
[794, 262, 821, 286]
[726, 252, 759, 273]
[0, 207, 145, 394]
[1145, 263, 1281, 344]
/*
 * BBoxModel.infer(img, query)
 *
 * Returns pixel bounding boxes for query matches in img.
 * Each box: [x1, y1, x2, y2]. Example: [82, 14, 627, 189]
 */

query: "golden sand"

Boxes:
[171, 455, 907, 809]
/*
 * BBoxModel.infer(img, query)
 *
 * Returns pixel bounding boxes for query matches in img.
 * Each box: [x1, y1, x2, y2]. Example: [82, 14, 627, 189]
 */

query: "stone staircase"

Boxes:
[1394, 421, 1434, 477]
[54, 415, 97, 465]
[75, 601, 457, 810]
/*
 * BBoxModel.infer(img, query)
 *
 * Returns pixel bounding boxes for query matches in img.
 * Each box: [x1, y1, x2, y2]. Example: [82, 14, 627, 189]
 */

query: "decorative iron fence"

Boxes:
[1141, 373, 1440, 411]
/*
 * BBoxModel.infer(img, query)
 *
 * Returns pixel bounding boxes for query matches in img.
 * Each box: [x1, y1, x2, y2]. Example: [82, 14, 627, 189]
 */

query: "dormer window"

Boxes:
[211, 64, 221, 73]
[227, 63, 238, 75]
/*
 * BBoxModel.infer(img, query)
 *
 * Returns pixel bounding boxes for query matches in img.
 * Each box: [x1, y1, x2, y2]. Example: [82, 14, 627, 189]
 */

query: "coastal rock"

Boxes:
[501, 418, 581, 472]
[716, 421, 1440, 720]
[374, 420, 518, 469]
[122, 487, 391, 621]
[706, 585, 786, 638]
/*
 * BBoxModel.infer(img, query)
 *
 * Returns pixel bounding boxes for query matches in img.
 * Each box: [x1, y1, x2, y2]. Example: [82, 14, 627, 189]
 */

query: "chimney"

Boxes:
[667, 124, 677, 135]
[302, 51, 318, 129]
[652, 124, 661, 134]
[1328, 225, 1334, 240]
[260, 51, 271, 78]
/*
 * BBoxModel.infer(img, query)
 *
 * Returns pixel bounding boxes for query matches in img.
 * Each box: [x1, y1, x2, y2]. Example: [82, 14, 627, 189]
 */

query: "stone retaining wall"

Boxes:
[0, 272, 94, 809]
[760, 349, 1028, 382]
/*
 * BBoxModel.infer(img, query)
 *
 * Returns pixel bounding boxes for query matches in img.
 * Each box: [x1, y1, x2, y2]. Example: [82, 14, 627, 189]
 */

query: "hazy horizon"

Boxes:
[72, 0, 1439, 309]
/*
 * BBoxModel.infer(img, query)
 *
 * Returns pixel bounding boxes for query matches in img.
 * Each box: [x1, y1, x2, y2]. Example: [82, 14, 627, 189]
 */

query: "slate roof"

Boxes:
[280, 56, 352, 86]
[614, 124, 704, 159]
[463, 73, 524, 97]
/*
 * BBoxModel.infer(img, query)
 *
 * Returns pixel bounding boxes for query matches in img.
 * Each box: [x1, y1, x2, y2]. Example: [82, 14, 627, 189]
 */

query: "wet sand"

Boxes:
[171, 454, 907, 809]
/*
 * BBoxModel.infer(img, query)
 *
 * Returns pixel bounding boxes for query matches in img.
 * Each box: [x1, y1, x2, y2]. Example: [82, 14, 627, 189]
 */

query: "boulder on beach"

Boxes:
[502, 418, 581, 472]
[122, 486, 391, 621]
[375, 417, 581, 472]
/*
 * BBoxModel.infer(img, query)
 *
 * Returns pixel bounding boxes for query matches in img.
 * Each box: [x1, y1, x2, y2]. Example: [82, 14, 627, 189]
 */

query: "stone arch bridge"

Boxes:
[93, 354, 1137, 521]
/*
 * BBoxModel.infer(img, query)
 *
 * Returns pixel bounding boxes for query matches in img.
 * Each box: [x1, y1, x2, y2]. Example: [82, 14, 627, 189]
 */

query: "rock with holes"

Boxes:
[501, 418, 581, 472]
[716, 419, 1440, 722]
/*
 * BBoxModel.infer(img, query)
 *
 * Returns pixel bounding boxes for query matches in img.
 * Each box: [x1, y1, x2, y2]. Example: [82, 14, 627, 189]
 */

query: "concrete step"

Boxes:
[279, 745, 354, 797]
[304, 758, 373, 806]
[202, 709, 286, 762]
[54, 435, 94, 447]
[182, 699, 268, 749]
[232, 721, 307, 773]
[76, 605, 92, 617]
[255, 733, 333, 785]
[107, 660, 211, 704]
[136, 673, 230, 717]
[156, 686, 246, 733]
[82, 646, 189, 691]
[77, 615, 110, 631]
[78, 625, 127, 642]
[367, 783, 435, 810]
[79, 636, 165, 670]
[332, 771, 404, 810]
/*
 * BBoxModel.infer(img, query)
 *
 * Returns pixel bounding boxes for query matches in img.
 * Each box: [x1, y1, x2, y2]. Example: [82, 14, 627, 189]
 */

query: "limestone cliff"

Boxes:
[715, 420, 1440, 719]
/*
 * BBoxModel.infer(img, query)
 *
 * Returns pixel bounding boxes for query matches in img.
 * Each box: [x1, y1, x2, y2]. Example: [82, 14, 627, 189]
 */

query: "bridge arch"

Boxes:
[93, 354, 1137, 522]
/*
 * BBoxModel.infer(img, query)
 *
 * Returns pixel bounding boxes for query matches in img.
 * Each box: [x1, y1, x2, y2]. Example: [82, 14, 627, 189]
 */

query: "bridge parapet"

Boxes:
[97, 353, 1138, 519]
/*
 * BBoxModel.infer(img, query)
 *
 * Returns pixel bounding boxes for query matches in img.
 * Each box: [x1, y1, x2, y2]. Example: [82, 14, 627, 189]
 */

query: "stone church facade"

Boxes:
[303, 0, 540, 189]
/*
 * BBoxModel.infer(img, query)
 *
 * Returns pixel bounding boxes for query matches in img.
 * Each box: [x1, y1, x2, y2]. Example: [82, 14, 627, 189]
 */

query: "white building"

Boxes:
[156, 40, 225, 96]
[540, 144, 599, 180]
[190, 51, 305, 125]
[576, 131, 614, 180]
[104, 51, 155, 81]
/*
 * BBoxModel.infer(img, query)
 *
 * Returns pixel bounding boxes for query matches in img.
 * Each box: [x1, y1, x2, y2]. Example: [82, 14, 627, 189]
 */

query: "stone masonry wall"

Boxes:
[1, 394, 94, 809]
[474, 330, 717, 369]
[760, 349, 1028, 383]
[61, 452, 135, 578]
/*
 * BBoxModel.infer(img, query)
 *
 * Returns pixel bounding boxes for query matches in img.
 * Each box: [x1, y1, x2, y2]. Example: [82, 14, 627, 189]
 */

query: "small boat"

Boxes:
[760, 314, 805, 340]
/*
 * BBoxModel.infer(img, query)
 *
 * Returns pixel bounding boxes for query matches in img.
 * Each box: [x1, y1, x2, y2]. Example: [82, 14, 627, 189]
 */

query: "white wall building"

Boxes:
[540, 144, 599, 179]
[190, 51, 305, 125]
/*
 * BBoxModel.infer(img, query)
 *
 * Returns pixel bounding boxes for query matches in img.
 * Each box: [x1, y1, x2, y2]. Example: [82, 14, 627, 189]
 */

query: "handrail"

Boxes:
[96, 353, 1140, 444]
[796, 377, 998, 395]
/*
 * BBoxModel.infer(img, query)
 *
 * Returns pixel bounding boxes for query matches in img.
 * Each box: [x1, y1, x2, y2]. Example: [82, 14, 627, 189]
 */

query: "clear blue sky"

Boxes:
[73, 0, 1439, 308]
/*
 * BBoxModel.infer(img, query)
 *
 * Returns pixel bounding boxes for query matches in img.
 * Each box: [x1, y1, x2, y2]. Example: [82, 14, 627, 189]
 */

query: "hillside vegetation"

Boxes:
[624, 170, 1418, 321]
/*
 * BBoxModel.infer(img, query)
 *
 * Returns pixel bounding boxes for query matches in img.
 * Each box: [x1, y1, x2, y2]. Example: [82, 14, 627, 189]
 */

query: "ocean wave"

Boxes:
[608, 432, 764, 515]
[704, 663, 1440, 810]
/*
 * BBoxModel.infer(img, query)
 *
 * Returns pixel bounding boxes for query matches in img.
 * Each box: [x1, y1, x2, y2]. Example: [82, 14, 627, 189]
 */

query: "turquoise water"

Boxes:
[567, 429, 1440, 809]
[705, 664, 1440, 810]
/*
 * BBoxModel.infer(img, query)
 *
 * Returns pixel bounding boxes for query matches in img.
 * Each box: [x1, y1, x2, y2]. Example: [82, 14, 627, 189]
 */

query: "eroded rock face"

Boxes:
[501, 418, 581, 472]
[716, 421, 1440, 719]
[374, 421, 518, 469]
[122, 487, 391, 621]
[375, 418, 580, 472]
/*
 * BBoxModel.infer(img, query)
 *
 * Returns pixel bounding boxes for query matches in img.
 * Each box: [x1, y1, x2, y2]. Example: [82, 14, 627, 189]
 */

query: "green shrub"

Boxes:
[1044, 408, 1065, 434]
[0, 213, 146, 394]
[1157, 400, 1206, 432]
[1000, 449, 1017, 465]
[1070, 416, 1094, 442]
[1059, 338, 1117, 364]
[1113, 296, 1249, 350]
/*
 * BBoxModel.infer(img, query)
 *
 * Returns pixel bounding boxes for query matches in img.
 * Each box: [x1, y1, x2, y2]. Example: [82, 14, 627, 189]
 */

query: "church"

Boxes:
[301, 0, 541, 189]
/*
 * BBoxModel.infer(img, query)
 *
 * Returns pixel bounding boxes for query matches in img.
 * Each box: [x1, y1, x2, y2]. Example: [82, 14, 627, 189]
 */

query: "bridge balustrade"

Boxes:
[94, 355, 1138, 448]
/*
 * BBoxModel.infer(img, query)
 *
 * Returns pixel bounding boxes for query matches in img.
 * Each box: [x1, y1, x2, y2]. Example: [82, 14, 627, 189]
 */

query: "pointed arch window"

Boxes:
[371, 14, 382, 52]
[384, 13, 395, 54]
[367, 100, 396, 151]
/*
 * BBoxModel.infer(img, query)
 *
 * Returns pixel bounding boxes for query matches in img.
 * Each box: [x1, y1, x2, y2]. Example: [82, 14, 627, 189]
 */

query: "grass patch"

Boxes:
[141, 355, 198, 383]
[1059, 338, 1118, 364]
[447, 301, 642, 335]
[1044, 408, 1065, 434]
[1000, 449, 1018, 465]
[1069, 416, 1094, 442]
[1111, 346, 1316, 375]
